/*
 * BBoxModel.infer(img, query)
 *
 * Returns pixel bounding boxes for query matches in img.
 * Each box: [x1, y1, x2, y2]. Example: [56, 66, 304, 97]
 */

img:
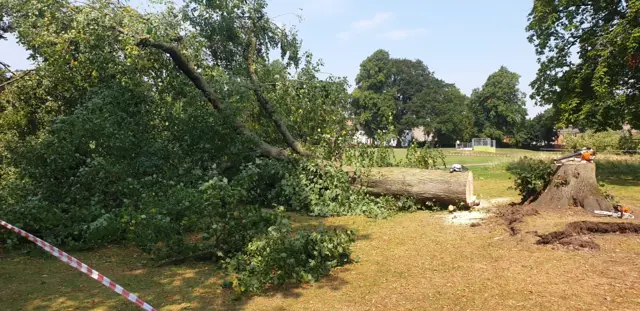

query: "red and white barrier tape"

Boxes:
[0, 220, 157, 311]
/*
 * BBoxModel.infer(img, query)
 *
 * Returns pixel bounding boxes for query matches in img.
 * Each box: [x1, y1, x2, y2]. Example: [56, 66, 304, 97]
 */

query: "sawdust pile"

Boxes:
[536, 221, 640, 250]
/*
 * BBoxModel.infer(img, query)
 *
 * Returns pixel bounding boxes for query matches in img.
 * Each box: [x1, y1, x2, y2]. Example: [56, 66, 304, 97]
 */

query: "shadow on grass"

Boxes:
[596, 160, 640, 186]
[1, 215, 362, 311]
[288, 214, 372, 241]
[244, 268, 351, 302]
[1, 245, 353, 311]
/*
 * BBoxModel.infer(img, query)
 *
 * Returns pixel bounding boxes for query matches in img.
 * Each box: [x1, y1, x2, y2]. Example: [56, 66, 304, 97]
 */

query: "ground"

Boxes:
[397, 147, 560, 167]
[2, 150, 640, 311]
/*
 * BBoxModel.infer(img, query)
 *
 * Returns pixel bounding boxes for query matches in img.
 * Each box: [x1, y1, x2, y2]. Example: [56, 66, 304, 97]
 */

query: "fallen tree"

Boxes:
[532, 162, 614, 212]
[343, 167, 475, 207]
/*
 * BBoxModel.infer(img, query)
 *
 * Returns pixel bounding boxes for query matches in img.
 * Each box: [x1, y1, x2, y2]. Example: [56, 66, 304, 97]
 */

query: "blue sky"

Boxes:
[0, 0, 547, 116]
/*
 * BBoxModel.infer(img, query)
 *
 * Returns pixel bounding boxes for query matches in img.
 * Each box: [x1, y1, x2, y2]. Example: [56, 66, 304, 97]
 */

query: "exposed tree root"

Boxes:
[495, 204, 539, 235]
[535, 221, 640, 251]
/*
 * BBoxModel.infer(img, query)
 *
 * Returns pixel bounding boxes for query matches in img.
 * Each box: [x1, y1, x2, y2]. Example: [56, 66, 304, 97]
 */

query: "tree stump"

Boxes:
[343, 167, 475, 207]
[532, 162, 614, 212]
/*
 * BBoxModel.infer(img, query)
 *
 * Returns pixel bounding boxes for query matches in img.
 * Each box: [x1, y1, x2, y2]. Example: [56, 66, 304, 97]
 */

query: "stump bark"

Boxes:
[343, 167, 475, 207]
[532, 162, 614, 212]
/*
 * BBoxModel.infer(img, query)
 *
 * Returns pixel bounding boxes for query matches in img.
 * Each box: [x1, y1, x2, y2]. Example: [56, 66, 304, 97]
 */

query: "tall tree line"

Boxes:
[349, 50, 554, 146]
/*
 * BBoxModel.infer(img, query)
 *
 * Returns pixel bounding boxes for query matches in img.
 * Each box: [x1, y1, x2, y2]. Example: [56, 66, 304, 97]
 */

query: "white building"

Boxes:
[349, 122, 434, 147]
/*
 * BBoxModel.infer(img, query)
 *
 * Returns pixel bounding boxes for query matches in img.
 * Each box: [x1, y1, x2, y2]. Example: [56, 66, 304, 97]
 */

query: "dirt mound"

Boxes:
[535, 221, 640, 251]
[495, 204, 539, 235]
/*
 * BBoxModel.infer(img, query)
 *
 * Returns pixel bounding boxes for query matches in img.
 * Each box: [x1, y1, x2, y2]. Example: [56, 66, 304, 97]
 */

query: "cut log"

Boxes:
[343, 167, 475, 207]
[532, 162, 614, 212]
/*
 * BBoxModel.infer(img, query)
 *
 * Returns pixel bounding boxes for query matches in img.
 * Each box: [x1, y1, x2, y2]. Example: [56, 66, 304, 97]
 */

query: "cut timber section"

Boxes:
[532, 162, 614, 212]
[343, 167, 474, 207]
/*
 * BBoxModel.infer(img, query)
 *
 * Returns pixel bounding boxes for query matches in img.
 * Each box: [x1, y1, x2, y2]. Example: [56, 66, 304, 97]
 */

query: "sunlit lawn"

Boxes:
[390, 147, 560, 167]
[2, 157, 640, 311]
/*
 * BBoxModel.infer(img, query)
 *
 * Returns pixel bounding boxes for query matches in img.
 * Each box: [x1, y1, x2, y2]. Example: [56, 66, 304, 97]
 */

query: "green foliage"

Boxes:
[0, 82, 247, 248]
[350, 49, 473, 144]
[234, 157, 417, 219]
[0, 0, 444, 295]
[512, 108, 557, 148]
[619, 135, 640, 152]
[469, 66, 528, 141]
[130, 178, 283, 262]
[350, 89, 396, 139]
[566, 130, 640, 153]
[564, 129, 639, 153]
[532, 108, 558, 145]
[564, 130, 622, 153]
[402, 142, 446, 169]
[416, 78, 474, 144]
[249, 55, 353, 159]
[229, 220, 355, 293]
[506, 157, 555, 202]
[342, 146, 395, 168]
[0, 80, 356, 292]
[527, 0, 640, 130]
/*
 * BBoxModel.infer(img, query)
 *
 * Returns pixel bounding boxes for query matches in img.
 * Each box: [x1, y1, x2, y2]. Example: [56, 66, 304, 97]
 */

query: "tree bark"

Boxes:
[532, 162, 614, 212]
[343, 167, 475, 207]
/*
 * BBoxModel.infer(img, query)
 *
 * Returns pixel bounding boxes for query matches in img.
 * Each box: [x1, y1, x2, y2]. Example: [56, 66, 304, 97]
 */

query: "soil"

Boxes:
[535, 221, 640, 250]
[494, 204, 539, 235]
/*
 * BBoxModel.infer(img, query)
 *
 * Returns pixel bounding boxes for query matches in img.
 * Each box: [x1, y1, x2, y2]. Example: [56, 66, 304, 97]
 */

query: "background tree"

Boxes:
[0, 3, 11, 40]
[350, 49, 474, 145]
[527, 0, 640, 130]
[531, 108, 557, 145]
[510, 107, 558, 148]
[415, 77, 474, 145]
[469, 66, 528, 142]
[349, 49, 396, 139]
[388, 57, 432, 140]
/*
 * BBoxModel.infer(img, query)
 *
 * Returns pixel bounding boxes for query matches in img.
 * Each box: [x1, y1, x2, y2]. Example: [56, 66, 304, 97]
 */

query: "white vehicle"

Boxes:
[449, 164, 468, 173]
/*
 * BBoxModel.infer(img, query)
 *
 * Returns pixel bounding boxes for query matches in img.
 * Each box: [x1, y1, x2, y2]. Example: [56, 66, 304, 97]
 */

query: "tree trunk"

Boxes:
[532, 162, 614, 212]
[343, 167, 475, 207]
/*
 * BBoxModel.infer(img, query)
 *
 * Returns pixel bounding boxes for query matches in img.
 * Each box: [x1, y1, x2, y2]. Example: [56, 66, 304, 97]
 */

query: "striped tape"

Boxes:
[0, 220, 157, 311]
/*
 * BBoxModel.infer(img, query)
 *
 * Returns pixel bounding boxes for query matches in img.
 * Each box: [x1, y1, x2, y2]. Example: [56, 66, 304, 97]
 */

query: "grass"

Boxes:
[2, 157, 640, 310]
[389, 147, 559, 167]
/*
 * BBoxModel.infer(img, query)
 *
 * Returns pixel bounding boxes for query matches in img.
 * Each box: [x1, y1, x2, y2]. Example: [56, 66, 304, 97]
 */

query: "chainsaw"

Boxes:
[594, 210, 634, 219]
[554, 147, 595, 165]
[594, 206, 634, 219]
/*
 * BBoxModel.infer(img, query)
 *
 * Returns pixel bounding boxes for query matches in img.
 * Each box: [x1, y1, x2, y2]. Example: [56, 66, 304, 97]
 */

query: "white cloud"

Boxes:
[336, 12, 393, 41]
[352, 12, 392, 30]
[379, 28, 427, 40]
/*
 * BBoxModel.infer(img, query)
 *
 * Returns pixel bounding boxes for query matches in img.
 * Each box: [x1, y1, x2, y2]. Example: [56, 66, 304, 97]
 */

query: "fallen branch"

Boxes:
[115, 27, 289, 158]
[0, 61, 16, 75]
[0, 70, 34, 88]
[246, 35, 311, 156]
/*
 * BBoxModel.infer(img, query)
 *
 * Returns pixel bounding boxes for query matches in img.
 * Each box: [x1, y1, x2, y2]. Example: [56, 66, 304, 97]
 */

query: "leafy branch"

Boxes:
[115, 27, 290, 158]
